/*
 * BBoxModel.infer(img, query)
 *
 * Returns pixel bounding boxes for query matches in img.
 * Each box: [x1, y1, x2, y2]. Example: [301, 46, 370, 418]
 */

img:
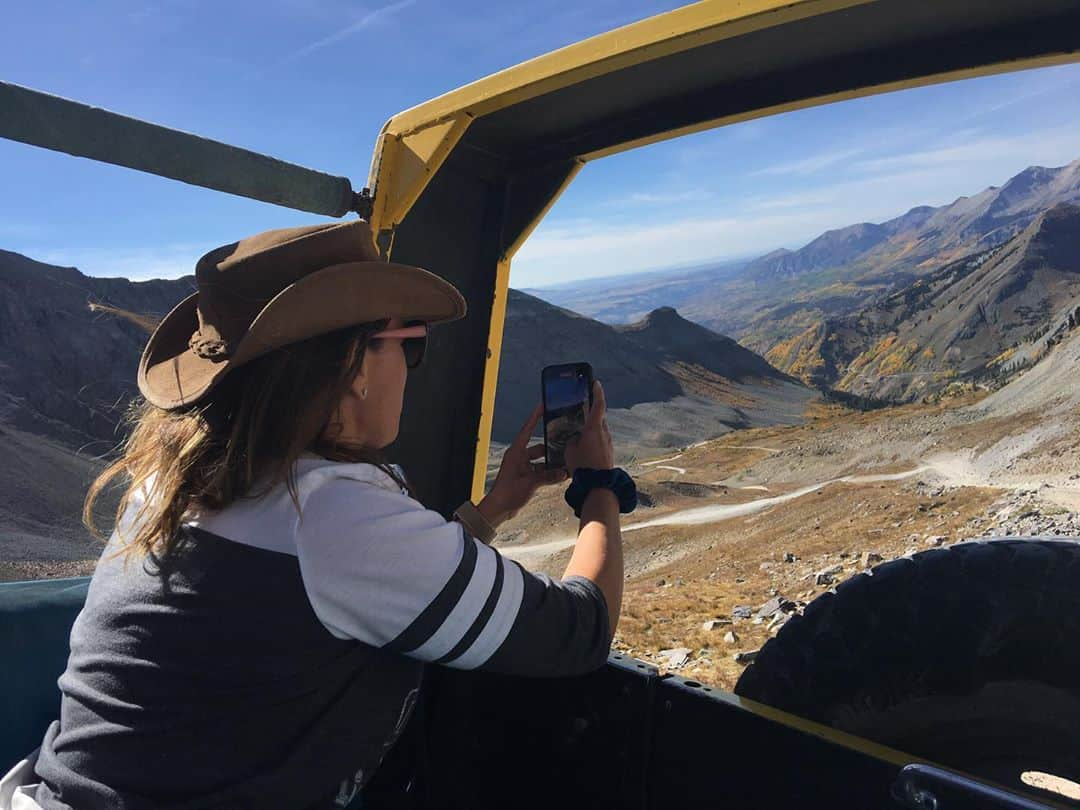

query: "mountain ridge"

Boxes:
[494, 289, 814, 446]
[766, 202, 1080, 401]
[532, 158, 1080, 355]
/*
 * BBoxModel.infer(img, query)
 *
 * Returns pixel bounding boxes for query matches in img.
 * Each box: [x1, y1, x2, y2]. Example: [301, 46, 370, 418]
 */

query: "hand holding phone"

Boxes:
[563, 380, 613, 475]
[541, 362, 594, 470]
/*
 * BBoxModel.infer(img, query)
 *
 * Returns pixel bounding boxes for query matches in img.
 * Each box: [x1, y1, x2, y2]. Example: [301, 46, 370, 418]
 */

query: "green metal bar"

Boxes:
[0, 81, 361, 217]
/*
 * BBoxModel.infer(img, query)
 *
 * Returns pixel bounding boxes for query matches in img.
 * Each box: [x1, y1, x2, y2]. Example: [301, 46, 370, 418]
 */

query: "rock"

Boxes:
[756, 596, 784, 618]
[655, 578, 666, 587]
[734, 650, 759, 665]
[658, 648, 692, 669]
[783, 552, 798, 563]
[756, 596, 797, 619]
[862, 551, 884, 568]
[924, 535, 946, 547]
[766, 613, 788, 631]
[759, 562, 774, 571]
[723, 630, 739, 645]
[815, 565, 842, 586]
[732, 605, 753, 620]
[701, 619, 731, 631]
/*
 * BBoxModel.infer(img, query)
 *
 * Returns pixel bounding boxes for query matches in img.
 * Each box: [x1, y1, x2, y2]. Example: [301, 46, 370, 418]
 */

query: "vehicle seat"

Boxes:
[0, 577, 89, 770]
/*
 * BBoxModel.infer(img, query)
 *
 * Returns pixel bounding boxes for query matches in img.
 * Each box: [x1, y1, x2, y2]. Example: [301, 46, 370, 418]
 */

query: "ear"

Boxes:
[345, 347, 371, 401]
[345, 370, 369, 401]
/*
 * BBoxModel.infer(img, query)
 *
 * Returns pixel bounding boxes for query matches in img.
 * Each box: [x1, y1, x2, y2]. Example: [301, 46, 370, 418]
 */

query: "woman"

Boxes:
[5, 220, 633, 808]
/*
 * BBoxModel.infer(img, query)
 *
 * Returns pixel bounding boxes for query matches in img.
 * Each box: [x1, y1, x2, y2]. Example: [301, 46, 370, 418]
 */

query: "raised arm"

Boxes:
[561, 381, 623, 636]
[295, 476, 610, 677]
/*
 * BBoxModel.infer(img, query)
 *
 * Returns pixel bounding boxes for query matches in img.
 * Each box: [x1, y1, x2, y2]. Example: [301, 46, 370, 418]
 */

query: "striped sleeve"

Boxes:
[294, 477, 609, 675]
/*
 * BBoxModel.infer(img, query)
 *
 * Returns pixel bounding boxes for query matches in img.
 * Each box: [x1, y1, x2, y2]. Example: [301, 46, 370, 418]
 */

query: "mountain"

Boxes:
[0, 253, 814, 568]
[0, 251, 193, 574]
[493, 290, 816, 451]
[973, 303, 1080, 420]
[0, 249, 195, 450]
[767, 203, 1080, 401]
[750, 161, 1080, 287]
[743, 222, 889, 281]
[524, 159, 1080, 354]
[613, 306, 782, 382]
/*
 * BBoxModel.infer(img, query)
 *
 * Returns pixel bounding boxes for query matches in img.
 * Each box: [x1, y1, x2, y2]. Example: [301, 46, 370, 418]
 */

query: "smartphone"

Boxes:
[541, 362, 594, 470]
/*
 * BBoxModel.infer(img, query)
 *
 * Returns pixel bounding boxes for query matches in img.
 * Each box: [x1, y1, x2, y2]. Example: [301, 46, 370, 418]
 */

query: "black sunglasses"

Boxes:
[371, 321, 428, 369]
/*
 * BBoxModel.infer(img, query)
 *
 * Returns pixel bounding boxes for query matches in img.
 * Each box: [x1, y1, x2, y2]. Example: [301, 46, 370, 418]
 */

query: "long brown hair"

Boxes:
[84, 317, 412, 559]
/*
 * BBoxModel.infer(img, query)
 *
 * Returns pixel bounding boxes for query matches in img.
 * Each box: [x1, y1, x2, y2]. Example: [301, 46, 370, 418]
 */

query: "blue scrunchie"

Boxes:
[564, 467, 637, 518]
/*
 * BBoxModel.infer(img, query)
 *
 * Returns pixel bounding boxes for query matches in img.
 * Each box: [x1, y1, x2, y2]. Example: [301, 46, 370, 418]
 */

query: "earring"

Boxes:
[361, 387, 368, 400]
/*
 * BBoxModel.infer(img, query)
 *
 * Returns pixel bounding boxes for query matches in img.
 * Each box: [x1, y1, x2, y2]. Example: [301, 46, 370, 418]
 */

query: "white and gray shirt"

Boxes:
[188, 454, 609, 672]
[31, 455, 610, 809]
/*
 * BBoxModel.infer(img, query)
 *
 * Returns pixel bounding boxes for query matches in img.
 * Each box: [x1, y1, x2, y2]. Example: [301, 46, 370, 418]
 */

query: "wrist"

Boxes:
[454, 499, 498, 544]
[564, 467, 637, 518]
[476, 491, 512, 528]
[581, 487, 619, 514]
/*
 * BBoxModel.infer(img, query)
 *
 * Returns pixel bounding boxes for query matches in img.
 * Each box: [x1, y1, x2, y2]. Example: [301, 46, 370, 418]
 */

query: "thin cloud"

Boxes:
[605, 189, 715, 206]
[850, 129, 1080, 174]
[751, 147, 865, 177]
[514, 211, 833, 285]
[283, 0, 416, 63]
[960, 70, 1080, 124]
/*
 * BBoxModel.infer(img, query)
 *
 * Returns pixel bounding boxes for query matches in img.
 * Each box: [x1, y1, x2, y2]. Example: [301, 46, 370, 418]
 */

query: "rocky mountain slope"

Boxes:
[766, 203, 1080, 401]
[493, 290, 817, 451]
[0, 249, 194, 450]
[0, 251, 192, 574]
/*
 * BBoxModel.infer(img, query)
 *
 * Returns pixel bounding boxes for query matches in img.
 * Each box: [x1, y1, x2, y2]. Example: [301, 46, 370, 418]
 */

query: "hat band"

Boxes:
[189, 330, 231, 360]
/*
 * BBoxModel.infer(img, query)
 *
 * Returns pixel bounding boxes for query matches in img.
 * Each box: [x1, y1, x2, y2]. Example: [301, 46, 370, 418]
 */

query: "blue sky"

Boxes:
[3, 1, 1080, 288]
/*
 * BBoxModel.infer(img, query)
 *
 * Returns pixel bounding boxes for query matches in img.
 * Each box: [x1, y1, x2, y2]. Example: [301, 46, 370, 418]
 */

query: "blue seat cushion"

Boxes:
[0, 577, 89, 770]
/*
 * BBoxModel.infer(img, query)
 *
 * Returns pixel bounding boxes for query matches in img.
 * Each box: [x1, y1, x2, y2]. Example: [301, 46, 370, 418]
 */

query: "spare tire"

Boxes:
[735, 538, 1080, 803]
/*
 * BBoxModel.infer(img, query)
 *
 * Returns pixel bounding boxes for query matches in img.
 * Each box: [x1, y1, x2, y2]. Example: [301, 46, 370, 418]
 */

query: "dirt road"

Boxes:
[493, 394, 1080, 689]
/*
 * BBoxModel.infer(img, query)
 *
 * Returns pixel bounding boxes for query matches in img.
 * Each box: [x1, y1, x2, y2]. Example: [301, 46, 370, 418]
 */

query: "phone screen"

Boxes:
[542, 365, 592, 469]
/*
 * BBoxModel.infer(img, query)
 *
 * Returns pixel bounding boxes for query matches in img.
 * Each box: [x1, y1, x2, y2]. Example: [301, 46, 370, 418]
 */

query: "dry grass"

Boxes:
[613, 479, 999, 690]
[499, 396, 1016, 692]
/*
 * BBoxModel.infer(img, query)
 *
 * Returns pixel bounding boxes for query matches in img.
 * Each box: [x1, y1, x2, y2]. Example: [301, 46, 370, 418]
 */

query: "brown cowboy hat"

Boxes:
[137, 219, 466, 410]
